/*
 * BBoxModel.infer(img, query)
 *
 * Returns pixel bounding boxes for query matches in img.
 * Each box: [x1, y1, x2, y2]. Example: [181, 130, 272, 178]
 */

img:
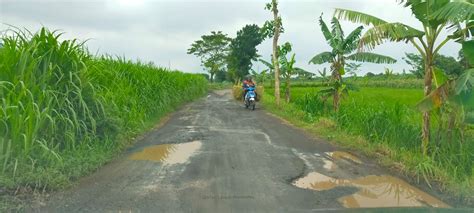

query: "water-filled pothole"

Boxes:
[293, 172, 449, 208]
[129, 141, 202, 165]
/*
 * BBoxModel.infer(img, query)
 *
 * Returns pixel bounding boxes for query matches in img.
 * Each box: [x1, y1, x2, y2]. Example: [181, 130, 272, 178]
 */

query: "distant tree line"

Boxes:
[403, 52, 466, 79]
[187, 25, 264, 83]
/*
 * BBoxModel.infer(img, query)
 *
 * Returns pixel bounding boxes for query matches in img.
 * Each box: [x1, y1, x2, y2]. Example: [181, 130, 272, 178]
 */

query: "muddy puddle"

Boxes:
[129, 141, 202, 165]
[293, 172, 450, 208]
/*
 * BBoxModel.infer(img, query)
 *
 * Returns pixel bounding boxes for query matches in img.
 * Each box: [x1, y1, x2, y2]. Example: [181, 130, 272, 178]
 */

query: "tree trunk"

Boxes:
[285, 76, 290, 103]
[210, 73, 214, 83]
[272, 0, 281, 107]
[333, 91, 339, 112]
[447, 110, 456, 144]
[436, 109, 443, 147]
[422, 54, 433, 155]
[332, 63, 342, 112]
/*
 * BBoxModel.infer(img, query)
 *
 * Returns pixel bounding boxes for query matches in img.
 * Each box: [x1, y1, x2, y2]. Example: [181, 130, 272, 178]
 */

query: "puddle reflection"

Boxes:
[129, 141, 202, 165]
[293, 172, 450, 208]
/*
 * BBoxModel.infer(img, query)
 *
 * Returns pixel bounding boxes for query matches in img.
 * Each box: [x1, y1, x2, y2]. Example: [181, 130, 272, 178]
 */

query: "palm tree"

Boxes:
[334, 0, 474, 154]
[309, 16, 396, 112]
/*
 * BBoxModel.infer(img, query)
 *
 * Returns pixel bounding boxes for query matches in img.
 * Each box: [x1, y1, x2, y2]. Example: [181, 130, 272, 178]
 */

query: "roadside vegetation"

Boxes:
[272, 0, 474, 204]
[190, 0, 474, 205]
[0, 28, 207, 207]
[263, 84, 473, 203]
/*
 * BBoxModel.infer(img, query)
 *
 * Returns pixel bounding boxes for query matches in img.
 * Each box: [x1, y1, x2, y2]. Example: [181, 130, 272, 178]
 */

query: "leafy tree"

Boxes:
[226, 24, 264, 84]
[335, 0, 474, 154]
[404, 53, 464, 78]
[215, 69, 227, 82]
[187, 31, 231, 82]
[437, 54, 464, 77]
[403, 53, 425, 79]
[309, 16, 396, 111]
[263, 0, 283, 106]
[365, 72, 376, 77]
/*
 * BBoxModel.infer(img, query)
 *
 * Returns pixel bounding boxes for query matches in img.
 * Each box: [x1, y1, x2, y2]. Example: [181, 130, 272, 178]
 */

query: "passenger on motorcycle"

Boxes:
[242, 76, 256, 103]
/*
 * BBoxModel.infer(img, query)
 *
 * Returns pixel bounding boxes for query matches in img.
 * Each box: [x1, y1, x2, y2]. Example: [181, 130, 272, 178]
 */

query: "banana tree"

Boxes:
[280, 53, 308, 103]
[309, 16, 396, 111]
[278, 42, 309, 102]
[334, 0, 474, 154]
[384, 67, 394, 79]
[251, 69, 268, 85]
[347, 63, 362, 78]
[417, 42, 474, 144]
[259, 58, 275, 87]
[318, 68, 330, 86]
[295, 67, 315, 82]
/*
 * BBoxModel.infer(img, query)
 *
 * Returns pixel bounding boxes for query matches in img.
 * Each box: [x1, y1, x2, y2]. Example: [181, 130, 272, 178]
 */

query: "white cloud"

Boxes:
[0, 0, 462, 75]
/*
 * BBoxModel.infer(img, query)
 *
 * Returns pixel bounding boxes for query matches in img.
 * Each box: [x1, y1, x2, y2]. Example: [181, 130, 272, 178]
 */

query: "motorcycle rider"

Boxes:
[242, 75, 256, 104]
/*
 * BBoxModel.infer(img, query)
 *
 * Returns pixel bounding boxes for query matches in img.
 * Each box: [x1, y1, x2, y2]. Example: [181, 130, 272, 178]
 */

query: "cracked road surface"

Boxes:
[42, 90, 451, 212]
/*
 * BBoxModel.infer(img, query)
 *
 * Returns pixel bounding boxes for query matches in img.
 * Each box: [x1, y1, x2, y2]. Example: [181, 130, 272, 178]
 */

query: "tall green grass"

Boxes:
[0, 28, 207, 191]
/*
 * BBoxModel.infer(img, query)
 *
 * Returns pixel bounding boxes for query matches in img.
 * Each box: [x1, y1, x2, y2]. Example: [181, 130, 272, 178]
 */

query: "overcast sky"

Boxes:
[0, 0, 462, 75]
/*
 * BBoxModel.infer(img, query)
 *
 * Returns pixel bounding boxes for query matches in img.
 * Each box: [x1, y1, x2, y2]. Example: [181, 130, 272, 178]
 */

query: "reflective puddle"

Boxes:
[293, 172, 450, 208]
[129, 141, 202, 165]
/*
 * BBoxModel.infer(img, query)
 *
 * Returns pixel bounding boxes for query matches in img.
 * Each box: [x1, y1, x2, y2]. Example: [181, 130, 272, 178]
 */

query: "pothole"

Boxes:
[293, 172, 450, 208]
[129, 141, 202, 165]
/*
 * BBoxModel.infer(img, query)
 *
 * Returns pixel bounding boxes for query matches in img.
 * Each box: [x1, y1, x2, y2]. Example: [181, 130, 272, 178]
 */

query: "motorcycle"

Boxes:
[244, 86, 256, 110]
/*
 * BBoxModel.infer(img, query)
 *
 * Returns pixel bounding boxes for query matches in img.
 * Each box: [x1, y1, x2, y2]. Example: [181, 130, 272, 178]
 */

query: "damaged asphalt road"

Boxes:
[40, 90, 452, 212]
